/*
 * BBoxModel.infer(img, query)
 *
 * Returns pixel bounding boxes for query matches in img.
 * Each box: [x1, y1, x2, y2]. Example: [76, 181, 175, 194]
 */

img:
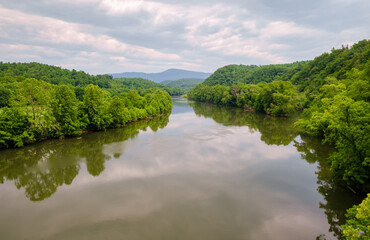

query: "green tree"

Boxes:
[10, 78, 57, 139]
[0, 86, 11, 108]
[108, 96, 130, 127]
[81, 84, 111, 130]
[51, 84, 81, 136]
[0, 107, 34, 147]
[11, 78, 52, 121]
[341, 194, 370, 239]
[325, 96, 370, 190]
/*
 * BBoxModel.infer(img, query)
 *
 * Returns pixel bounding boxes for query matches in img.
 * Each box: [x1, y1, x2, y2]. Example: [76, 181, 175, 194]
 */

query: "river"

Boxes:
[0, 97, 362, 240]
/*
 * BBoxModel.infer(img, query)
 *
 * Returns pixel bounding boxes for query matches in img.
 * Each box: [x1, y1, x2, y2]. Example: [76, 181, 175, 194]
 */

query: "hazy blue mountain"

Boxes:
[111, 68, 211, 83]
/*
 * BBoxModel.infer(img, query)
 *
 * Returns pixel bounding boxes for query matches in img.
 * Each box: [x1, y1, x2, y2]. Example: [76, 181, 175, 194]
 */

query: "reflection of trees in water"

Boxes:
[0, 111, 170, 201]
[191, 101, 364, 240]
[190, 101, 299, 146]
[294, 135, 364, 240]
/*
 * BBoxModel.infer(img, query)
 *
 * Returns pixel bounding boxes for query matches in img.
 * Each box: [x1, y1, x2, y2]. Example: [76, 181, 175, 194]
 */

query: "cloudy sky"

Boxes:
[0, 0, 369, 74]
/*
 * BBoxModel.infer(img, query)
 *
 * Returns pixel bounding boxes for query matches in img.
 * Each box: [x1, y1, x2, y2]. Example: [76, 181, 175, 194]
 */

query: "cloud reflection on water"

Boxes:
[0, 99, 344, 240]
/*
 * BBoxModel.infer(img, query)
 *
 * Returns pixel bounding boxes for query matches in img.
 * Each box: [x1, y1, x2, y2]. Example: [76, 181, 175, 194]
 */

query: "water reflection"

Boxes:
[294, 135, 364, 240]
[190, 101, 363, 240]
[0, 111, 170, 201]
[189, 101, 299, 146]
[0, 99, 362, 240]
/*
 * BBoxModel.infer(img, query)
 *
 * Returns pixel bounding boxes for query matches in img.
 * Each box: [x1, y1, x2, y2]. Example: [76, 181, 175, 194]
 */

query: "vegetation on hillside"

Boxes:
[0, 73, 172, 148]
[109, 77, 184, 96]
[202, 62, 308, 86]
[161, 78, 204, 91]
[0, 62, 183, 96]
[188, 80, 303, 116]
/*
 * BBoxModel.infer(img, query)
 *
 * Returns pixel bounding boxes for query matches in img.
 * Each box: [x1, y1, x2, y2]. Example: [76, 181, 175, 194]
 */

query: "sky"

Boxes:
[0, 0, 369, 75]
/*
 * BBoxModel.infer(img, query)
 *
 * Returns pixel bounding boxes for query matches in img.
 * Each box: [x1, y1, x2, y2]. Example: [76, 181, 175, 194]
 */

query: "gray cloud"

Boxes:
[0, 0, 369, 74]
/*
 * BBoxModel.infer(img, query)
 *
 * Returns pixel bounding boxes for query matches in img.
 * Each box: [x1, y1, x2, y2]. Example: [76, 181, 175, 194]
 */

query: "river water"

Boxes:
[0, 97, 362, 240]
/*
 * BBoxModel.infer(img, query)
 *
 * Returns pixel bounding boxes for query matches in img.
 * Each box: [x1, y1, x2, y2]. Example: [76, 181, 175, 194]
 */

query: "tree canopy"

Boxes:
[0, 66, 173, 148]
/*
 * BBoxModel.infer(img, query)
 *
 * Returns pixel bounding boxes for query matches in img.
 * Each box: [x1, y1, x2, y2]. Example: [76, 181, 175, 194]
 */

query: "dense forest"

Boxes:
[188, 39, 370, 194]
[0, 62, 183, 97]
[0, 64, 173, 148]
[108, 77, 184, 96]
[161, 78, 204, 91]
[202, 61, 308, 86]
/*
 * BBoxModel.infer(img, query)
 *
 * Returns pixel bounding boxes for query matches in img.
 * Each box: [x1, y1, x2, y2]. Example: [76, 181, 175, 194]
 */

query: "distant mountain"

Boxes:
[111, 68, 212, 83]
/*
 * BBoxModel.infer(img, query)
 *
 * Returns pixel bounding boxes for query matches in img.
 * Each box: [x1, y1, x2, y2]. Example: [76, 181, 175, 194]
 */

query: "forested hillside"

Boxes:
[0, 65, 173, 148]
[202, 61, 308, 86]
[0, 62, 112, 87]
[0, 62, 183, 96]
[109, 78, 184, 96]
[188, 39, 370, 192]
[161, 78, 204, 91]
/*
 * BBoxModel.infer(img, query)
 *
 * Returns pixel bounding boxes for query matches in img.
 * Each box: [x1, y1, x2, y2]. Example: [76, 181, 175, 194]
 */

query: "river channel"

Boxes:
[0, 97, 362, 240]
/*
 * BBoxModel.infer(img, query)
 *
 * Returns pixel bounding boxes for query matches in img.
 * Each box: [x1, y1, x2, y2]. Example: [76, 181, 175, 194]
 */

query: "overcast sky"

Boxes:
[0, 0, 369, 74]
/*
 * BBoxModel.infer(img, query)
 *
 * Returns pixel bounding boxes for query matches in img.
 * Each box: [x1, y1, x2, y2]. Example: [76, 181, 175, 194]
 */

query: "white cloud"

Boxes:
[0, 5, 182, 72]
[260, 21, 322, 39]
[0, 0, 369, 73]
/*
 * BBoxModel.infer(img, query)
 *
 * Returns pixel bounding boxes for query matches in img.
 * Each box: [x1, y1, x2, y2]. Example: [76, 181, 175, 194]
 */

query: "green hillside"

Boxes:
[0, 62, 183, 96]
[109, 77, 184, 96]
[202, 62, 308, 86]
[161, 78, 204, 91]
[0, 62, 112, 87]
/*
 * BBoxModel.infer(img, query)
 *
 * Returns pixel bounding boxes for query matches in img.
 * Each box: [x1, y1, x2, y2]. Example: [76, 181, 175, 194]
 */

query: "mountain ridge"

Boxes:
[110, 68, 212, 82]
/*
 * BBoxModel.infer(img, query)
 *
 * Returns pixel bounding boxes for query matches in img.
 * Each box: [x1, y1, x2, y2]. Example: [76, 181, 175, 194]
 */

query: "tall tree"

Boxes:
[81, 84, 111, 130]
[51, 84, 81, 136]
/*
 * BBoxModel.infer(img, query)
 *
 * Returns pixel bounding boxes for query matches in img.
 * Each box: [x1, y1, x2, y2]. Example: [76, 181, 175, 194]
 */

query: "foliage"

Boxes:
[10, 78, 59, 139]
[0, 107, 34, 148]
[81, 84, 111, 130]
[161, 78, 204, 91]
[0, 62, 112, 87]
[188, 81, 301, 116]
[0, 86, 11, 107]
[0, 71, 173, 148]
[291, 39, 370, 91]
[203, 62, 307, 86]
[296, 70, 370, 190]
[341, 194, 370, 239]
[0, 62, 182, 96]
[108, 96, 130, 128]
[51, 84, 81, 136]
[104, 77, 183, 96]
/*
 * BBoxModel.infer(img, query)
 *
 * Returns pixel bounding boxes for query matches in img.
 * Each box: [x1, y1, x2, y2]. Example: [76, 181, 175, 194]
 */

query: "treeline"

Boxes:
[188, 39, 370, 192]
[202, 61, 308, 86]
[188, 80, 303, 116]
[0, 77, 172, 149]
[0, 62, 183, 96]
[161, 78, 204, 91]
[0, 62, 113, 87]
[109, 77, 184, 96]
